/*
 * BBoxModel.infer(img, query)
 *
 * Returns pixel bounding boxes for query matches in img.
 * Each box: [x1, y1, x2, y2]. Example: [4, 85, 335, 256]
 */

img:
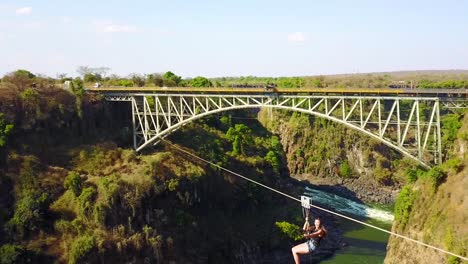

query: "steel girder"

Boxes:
[440, 100, 468, 109]
[106, 93, 443, 168]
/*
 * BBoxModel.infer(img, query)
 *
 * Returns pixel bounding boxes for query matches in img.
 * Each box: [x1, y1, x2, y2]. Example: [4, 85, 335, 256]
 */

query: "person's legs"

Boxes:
[291, 243, 309, 264]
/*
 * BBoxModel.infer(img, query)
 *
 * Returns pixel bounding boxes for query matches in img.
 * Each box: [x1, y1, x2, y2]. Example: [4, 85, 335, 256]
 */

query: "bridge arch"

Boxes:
[122, 94, 442, 168]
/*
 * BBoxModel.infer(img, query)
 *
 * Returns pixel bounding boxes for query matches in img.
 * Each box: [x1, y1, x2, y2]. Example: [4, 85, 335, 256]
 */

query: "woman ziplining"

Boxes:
[163, 139, 468, 261]
[291, 208, 327, 264]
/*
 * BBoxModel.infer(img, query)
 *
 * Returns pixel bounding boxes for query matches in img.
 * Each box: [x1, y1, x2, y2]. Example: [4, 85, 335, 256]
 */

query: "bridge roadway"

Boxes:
[86, 86, 467, 97]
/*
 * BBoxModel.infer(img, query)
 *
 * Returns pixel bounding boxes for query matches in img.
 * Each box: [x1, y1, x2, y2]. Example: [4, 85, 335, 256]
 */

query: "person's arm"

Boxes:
[302, 217, 310, 231]
[303, 228, 323, 239]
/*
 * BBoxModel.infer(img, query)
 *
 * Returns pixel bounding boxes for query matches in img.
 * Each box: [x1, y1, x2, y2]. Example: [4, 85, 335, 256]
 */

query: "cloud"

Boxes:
[94, 21, 137, 33]
[287, 32, 306, 43]
[16, 6, 32, 15]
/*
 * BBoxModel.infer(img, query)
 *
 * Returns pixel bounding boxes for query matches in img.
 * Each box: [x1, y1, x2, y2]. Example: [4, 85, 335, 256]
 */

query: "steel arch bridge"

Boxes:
[92, 90, 457, 168]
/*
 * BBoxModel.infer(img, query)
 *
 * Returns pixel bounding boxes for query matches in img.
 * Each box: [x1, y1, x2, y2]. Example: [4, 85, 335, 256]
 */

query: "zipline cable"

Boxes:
[162, 139, 468, 261]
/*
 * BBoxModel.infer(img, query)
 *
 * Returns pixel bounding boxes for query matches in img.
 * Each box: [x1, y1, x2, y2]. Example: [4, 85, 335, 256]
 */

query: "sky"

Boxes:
[0, 0, 467, 78]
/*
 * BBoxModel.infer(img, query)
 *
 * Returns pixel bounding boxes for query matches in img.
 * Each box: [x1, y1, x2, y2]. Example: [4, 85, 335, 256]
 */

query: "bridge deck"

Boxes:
[86, 87, 467, 97]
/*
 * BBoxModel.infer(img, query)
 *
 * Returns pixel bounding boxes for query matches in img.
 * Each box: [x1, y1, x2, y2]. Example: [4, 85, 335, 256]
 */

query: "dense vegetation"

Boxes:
[0, 69, 314, 263]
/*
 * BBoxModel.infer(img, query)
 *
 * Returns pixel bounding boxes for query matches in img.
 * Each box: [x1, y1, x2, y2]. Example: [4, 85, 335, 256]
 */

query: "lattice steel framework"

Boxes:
[104, 93, 444, 167]
[441, 99, 468, 109]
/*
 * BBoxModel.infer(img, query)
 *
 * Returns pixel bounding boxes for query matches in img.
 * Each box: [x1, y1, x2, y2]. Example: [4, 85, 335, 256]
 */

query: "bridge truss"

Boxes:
[103, 93, 447, 167]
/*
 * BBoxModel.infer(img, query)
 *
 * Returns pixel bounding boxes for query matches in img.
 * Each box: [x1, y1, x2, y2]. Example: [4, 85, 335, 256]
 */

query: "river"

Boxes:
[304, 187, 393, 264]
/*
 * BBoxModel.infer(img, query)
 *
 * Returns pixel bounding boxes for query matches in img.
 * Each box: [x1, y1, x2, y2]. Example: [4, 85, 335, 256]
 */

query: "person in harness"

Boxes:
[291, 213, 327, 264]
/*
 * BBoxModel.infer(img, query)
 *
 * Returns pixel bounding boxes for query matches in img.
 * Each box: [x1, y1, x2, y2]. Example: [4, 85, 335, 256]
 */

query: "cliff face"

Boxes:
[258, 109, 404, 204]
[385, 114, 467, 264]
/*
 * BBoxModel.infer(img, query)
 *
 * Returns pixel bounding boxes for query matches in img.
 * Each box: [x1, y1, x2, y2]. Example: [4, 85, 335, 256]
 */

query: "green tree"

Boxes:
[7, 189, 49, 237]
[83, 73, 102, 83]
[14, 69, 36, 79]
[0, 113, 14, 147]
[19, 88, 41, 124]
[190, 76, 212, 87]
[163, 71, 182, 87]
[275, 221, 303, 241]
[441, 114, 462, 144]
[264, 151, 280, 172]
[79, 187, 97, 216]
[70, 80, 85, 118]
[0, 244, 27, 264]
[70, 79, 85, 97]
[226, 124, 253, 155]
[394, 186, 416, 229]
[270, 136, 282, 153]
[3, 69, 36, 90]
[69, 234, 96, 264]
[118, 79, 133, 87]
[178, 79, 188, 87]
[64, 171, 83, 196]
[426, 166, 445, 191]
[219, 115, 232, 130]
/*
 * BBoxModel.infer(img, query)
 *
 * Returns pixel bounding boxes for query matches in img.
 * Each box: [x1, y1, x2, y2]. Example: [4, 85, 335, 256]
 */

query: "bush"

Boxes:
[0, 244, 26, 264]
[275, 221, 303, 241]
[264, 151, 280, 172]
[447, 256, 461, 264]
[219, 115, 231, 130]
[93, 203, 107, 226]
[69, 234, 96, 264]
[18, 155, 41, 190]
[167, 178, 179, 192]
[118, 79, 133, 87]
[78, 187, 96, 216]
[54, 219, 74, 234]
[226, 124, 253, 155]
[339, 160, 352, 177]
[97, 175, 120, 205]
[7, 189, 49, 237]
[190, 76, 212, 87]
[64, 172, 83, 196]
[0, 113, 14, 147]
[405, 168, 419, 183]
[71, 218, 86, 234]
[269, 136, 282, 153]
[441, 114, 462, 149]
[443, 158, 462, 173]
[394, 186, 416, 229]
[374, 166, 392, 185]
[425, 166, 445, 191]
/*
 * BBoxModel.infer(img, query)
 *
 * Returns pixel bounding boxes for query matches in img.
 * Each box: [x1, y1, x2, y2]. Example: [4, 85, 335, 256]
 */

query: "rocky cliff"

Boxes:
[258, 109, 404, 204]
